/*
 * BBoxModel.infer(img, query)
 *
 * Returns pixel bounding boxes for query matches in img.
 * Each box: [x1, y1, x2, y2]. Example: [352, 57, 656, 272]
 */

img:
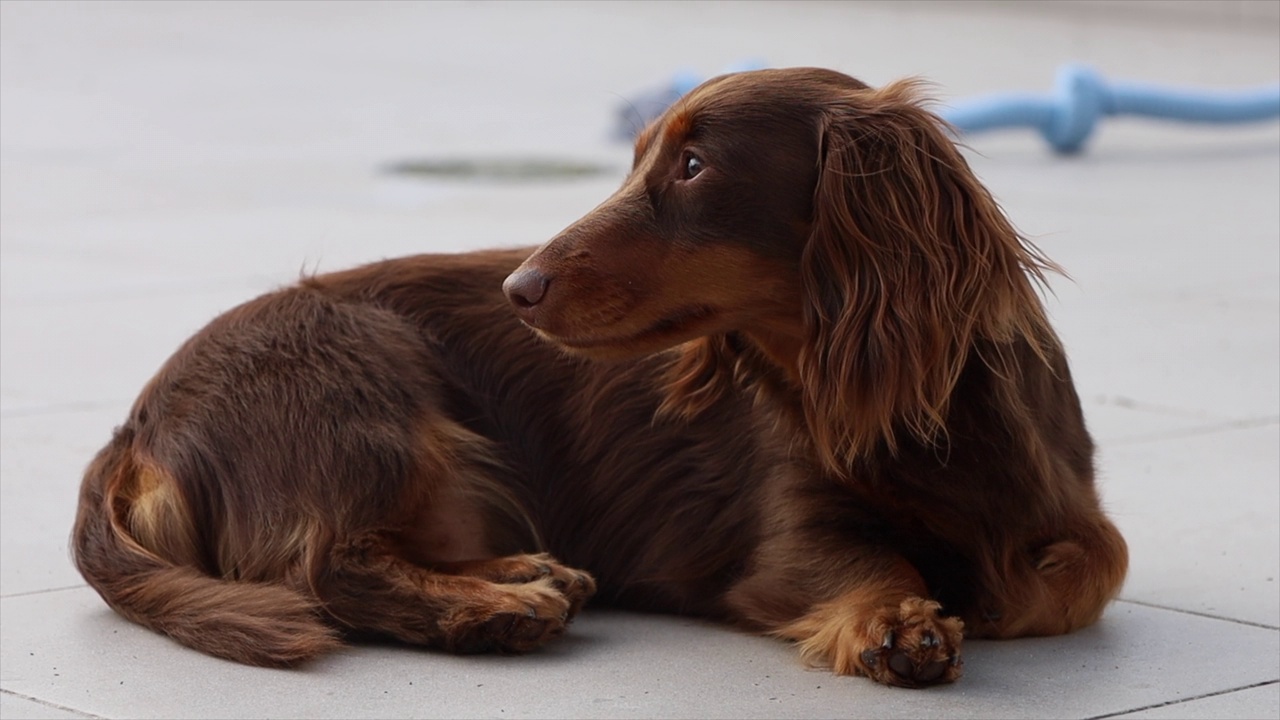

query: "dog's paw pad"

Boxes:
[887, 650, 948, 683]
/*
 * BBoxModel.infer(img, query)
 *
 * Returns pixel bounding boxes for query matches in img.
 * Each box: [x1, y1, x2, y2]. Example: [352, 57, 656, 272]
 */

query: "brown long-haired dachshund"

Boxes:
[72, 68, 1127, 687]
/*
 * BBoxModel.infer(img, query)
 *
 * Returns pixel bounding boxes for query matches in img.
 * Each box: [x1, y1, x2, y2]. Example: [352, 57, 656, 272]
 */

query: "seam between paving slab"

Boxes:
[1113, 598, 1280, 631]
[1, 275, 286, 310]
[0, 400, 130, 420]
[1085, 679, 1280, 720]
[0, 688, 101, 719]
[0, 584, 88, 601]
[1104, 414, 1280, 447]
[1091, 395, 1238, 419]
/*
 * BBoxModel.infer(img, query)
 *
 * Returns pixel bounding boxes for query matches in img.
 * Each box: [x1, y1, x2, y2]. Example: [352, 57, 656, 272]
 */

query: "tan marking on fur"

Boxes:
[121, 462, 199, 566]
[526, 231, 802, 362]
[662, 109, 693, 145]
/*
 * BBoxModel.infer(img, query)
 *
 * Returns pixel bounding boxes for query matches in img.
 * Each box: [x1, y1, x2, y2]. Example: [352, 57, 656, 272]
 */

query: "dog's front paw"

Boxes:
[779, 594, 963, 688]
[854, 598, 963, 687]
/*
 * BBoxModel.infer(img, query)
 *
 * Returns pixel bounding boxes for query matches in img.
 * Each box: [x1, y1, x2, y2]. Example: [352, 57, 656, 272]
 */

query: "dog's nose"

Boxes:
[503, 267, 550, 311]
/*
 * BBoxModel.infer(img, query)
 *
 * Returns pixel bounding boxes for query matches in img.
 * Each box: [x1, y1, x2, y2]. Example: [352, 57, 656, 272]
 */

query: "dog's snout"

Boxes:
[503, 267, 550, 314]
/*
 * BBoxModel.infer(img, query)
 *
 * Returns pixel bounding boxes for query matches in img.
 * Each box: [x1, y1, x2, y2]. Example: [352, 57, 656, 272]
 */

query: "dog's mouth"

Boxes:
[545, 305, 718, 354]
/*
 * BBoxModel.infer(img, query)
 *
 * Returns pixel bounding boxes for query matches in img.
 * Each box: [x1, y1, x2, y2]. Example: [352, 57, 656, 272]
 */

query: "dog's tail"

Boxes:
[70, 426, 342, 667]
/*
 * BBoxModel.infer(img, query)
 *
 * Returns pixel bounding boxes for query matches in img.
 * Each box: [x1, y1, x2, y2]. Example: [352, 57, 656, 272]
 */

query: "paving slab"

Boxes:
[1104, 424, 1280, 628]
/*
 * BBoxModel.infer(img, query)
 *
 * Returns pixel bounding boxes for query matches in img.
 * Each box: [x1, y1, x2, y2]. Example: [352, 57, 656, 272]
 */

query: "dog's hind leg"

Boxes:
[311, 533, 586, 654]
[305, 418, 596, 655]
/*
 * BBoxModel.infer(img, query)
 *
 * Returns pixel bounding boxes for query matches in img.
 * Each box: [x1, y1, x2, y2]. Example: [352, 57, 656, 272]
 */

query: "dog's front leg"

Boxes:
[727, 550, 963, 688]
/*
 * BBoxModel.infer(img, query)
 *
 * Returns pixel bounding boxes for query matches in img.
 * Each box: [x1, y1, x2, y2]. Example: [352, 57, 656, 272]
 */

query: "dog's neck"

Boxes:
[742, 324, 805, 388]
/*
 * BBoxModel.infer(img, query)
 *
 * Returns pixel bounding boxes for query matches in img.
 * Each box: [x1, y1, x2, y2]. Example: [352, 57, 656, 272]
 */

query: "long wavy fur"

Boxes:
[664, 80, 1061, 475]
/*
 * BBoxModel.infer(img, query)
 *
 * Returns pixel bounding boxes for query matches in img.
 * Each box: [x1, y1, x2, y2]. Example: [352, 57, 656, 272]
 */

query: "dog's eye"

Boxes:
[682, 152, 704, 180]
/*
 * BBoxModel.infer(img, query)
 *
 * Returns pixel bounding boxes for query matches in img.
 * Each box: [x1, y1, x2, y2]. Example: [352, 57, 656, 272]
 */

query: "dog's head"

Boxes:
[505, 67, 1056, 469]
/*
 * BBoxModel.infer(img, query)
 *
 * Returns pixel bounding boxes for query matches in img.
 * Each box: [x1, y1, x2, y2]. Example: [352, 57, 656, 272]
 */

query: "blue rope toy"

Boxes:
[616, 63, 1280, 155]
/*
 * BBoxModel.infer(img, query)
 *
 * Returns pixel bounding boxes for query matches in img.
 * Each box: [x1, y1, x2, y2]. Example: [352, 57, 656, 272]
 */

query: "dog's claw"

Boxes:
[922, 632, 939, 648]
[881, 631, 895, 649]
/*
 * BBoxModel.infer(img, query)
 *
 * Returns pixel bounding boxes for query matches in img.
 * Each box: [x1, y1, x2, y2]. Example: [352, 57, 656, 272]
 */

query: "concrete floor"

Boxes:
[1, 1, 1277, 718]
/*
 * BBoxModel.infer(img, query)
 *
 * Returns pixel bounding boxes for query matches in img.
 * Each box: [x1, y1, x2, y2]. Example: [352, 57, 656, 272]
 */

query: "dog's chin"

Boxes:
[549, 337, 669, 362]
[533, 306, 718, 361]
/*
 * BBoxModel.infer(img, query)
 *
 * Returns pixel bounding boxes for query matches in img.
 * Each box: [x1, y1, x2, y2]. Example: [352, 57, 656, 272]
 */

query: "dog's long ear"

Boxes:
[799, 79, 1058, 474]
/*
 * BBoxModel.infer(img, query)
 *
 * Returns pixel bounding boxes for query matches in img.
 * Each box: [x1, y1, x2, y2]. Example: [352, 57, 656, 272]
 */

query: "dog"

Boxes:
[72, 67, 1127, 687]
